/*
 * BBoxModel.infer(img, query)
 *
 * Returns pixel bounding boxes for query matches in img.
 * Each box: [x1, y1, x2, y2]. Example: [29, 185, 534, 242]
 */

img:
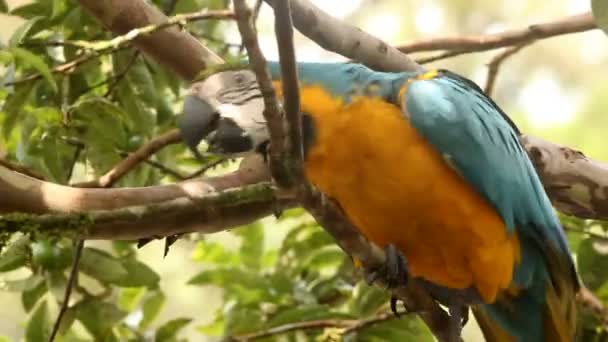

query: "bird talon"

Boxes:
[390, 296, 409, 317]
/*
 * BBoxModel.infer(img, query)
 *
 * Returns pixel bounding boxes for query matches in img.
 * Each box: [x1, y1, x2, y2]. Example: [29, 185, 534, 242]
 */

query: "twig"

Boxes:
[78, 0, 224, 80]
[66, 144, 83, 183]
[48, 240, 84, 342]
[184, 158, 228, 179]
[415, 50, 465, 65]
[484, 43, 529, 96]
[89, 9, 235, 52]
[117, 151, 185, 179]
[398, 12, 595, 54]
[230, 311, 403, 341]
[0, 159, 46, 180]
[234, 0, 290, 187]
[3, 46, 131, 87]
[578, 287, 608, 328]
[239, 0, 264, 54]
[72, 129, 182, 188]
[163, 0, 178, 14]
[6, 9, 233, 88]
[563, 224, 608, 242]
[341, 311, 404, 336]
[230, 319, 353, 341]
[105, 50, 141, 98]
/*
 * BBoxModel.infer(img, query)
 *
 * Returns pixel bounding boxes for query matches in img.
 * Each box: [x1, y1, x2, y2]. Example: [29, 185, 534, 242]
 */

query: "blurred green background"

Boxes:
[0, 0, 606, 341]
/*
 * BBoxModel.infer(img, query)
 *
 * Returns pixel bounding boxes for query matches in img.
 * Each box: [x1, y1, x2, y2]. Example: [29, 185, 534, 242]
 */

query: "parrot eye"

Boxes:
[233, 73, 245, 85]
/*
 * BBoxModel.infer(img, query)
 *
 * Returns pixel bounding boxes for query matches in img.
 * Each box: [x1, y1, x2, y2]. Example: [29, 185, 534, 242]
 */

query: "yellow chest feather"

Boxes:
[298, 86, 520, 303]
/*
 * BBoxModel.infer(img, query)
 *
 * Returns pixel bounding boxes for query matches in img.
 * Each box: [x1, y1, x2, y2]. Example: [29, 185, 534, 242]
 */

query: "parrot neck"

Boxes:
[267, 61, 419, 105]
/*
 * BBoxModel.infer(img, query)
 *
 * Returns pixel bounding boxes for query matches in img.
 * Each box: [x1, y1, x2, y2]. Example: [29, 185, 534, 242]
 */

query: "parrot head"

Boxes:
[179, 67, 270, 159]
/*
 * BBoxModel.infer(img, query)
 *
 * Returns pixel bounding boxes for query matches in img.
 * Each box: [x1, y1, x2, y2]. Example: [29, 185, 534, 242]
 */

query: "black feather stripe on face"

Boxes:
[208, 117, 254, 153]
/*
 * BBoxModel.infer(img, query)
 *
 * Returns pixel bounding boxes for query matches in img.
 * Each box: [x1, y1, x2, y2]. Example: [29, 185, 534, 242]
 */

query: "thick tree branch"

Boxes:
[263, 0, 424, 73]
[522, 135, 608, 219]
[0, 155, 276, 239]
[398, 12, 595, 55]
[78, 0, 223, 80]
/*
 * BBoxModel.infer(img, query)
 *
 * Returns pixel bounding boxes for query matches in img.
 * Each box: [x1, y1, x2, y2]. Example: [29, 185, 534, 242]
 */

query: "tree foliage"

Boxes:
[0, 0, 607, 341]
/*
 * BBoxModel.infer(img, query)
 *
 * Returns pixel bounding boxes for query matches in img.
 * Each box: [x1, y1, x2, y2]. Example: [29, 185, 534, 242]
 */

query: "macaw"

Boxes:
[178, 61, 579, 342]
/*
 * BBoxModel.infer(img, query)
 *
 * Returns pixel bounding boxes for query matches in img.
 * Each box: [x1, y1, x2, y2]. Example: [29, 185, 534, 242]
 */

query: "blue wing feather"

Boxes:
[403, 72, 572, 287]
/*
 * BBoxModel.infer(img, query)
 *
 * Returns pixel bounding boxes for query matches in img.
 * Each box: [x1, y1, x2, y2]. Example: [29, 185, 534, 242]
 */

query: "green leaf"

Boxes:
[112, 258, 160, 288]
[10, 47, 57, 92]
[118, 287, 146, 312]
[115, 78, 154, 136]
[10, 3, 49, 19]
[75, 299, 126, 339]
[188, 268, 276, 304]
[224, 307, 264, 336]
[72, 97, 129, 146]
[577, 238, 608, 290]
[26, 300, 50, 342]
[191, 240, 239, 265]
[141, 290, 166, 329]
[155, 318, 192, 342]
[45, 270, 67, 301]
[356, 316, 433, 342]
[8, 16, 44, 47]
[2, 81, 36, 138]
[302, 245, 345, 270]
[0, 235, 30, 272]
[197, 317, 224, 337]
[0, 0, 7, 13]
[592, 0, 608, 36]
[234, 222, 264, 269]
[22, 276, 48, 312]
[352, 282, 389, 316]
[79, 247, 128, 284]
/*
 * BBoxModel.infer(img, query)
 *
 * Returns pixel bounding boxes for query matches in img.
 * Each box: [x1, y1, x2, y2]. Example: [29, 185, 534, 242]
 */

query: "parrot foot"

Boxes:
[365, 244, 409, 288]
[363, 244, 410, 317]
[447, 304, 469, 339]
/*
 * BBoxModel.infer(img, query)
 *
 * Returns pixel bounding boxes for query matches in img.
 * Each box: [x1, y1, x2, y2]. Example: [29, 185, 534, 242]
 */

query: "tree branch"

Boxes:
[521, 135, 608, 220]
[263, 0, 424, 73]
[397, 12, 595, 54]
[484, 43, 529, 95]
[234, 0, 290, 187]
[72, 129, 182, 188]
[0, 154, 278, 240]
[577, 287, 608, 329]
[78, 0, 224, 80]
[229, 311, 401, 341]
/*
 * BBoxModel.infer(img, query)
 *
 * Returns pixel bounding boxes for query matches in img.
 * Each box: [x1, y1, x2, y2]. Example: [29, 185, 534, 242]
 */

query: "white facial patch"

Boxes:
[192, 69, 271, 149]
[216, 100, 269, 147]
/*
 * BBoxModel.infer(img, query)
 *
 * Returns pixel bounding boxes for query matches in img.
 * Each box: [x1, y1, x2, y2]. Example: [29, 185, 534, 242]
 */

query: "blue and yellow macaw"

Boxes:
[178, 61, 579, 341]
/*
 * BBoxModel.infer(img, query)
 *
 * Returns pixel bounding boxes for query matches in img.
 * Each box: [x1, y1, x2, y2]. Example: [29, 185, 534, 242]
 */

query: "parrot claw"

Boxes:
[447, 304, 469, 339]
[367, 244, 409, 288]
[363, 244, 410, 317]
[390, 296, 408, 317]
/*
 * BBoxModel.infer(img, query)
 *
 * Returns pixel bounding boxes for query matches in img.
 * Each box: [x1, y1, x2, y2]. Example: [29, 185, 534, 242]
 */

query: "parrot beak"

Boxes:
[178, 94, 220, 160]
